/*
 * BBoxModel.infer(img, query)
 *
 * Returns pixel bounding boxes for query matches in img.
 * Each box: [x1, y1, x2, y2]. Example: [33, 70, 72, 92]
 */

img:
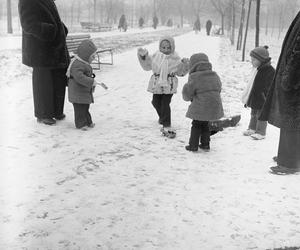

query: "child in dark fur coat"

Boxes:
[182, 53, 224, 151]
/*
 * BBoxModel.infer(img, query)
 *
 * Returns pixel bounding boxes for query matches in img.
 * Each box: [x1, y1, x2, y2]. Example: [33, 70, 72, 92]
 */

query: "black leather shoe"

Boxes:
[199, 144, 210, 151]
[37, 118, 56, 125]
[54, 114, 66, 120]
[185, 145, 198, 152]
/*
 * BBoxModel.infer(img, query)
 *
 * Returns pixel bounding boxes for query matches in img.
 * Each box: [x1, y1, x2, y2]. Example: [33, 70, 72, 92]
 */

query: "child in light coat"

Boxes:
[241, 46, 275, 140]
[67, 39, 106, 130]
[137, 36, 189, 137]
[182, 53, 224, 151]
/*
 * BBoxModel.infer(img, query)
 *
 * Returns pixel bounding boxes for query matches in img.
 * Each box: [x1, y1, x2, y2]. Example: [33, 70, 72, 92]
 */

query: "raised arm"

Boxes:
[137, 48, 152, 71]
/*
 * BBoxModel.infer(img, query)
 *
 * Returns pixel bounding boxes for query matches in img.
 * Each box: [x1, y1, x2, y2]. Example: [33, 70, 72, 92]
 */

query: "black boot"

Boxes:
[186, 125, 201, 152]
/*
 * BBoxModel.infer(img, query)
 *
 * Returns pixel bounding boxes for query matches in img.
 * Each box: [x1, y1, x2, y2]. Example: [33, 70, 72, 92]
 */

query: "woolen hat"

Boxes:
[189, 53, 212, 73]
[250, 45, 271, 63]
[77, 39, 97, 62]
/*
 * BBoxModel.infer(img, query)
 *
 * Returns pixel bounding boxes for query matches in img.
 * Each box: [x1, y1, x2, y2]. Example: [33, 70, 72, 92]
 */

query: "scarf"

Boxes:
[241, 67, 258, 104]
[151, 51, 181, 87]
[66, 55, 90, 78]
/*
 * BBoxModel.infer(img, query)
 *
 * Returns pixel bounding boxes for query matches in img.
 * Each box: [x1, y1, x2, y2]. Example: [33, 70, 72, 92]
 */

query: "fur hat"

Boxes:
[189, 53, 212, 73]
[250, 45, 271, 63]
[77, 39, 97, 62]
[159, 36, 175, 53]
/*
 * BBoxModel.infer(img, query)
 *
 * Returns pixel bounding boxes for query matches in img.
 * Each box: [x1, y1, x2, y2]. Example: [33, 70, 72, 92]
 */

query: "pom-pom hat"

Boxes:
[250, 45, 271, 63]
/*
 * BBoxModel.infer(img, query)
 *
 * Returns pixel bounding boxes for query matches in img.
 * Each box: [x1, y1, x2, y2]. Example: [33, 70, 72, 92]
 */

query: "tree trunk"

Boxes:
[230, 0, 236, 45]
[237, 0, 245, 50]
[265, 6, 269, 36]
[242, 0, 252, 61]
[221, 13, 224, 35]
[6, 0, 13, 34]
[255, 0, 260, 47]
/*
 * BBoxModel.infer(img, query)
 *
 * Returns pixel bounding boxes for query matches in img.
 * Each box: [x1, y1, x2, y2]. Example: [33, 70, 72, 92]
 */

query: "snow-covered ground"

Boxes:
[1, 29, 300, 250]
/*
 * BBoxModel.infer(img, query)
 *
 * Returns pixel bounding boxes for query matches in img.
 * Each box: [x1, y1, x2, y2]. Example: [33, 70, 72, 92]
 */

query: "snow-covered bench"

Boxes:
[80, 22, 112, 32]
[66, 34, 113, 70]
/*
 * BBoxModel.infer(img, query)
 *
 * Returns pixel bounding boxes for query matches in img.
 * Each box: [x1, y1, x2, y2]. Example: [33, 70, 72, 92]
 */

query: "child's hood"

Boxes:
[189, 53, 212, 73]
[77, 39, 97, 62]
[159, 36, 175, 54]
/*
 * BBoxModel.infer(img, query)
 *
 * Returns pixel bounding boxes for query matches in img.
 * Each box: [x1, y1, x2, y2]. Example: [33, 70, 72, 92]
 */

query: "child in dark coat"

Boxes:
[182, 53, 224, 152]
[67, 39, 106, 130]
[241, 46, 275, 140]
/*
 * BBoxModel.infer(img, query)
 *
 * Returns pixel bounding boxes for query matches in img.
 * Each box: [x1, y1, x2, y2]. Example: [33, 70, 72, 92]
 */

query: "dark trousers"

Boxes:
[277, 129, 300, 169]
[72, 103, 93, 129]
[248, 108, 267, 135]
[32, 67, 67, 119]
[189, 120, 210, 148]
[151, 94, 173, 127]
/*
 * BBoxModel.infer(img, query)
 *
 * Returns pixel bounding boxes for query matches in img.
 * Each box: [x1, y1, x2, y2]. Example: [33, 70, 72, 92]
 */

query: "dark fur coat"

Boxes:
[260, 11, 300, 130]
[18, 0, 70, 68]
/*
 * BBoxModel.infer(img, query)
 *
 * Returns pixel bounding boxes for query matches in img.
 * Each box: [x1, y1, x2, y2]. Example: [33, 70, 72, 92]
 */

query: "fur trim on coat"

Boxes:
[260, 11, 300, 130]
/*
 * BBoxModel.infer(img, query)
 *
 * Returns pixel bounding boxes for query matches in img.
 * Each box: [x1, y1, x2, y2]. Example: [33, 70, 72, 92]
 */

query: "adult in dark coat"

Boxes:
[18, 0, 70, 125]
[193, 17, 201, 34]
[206, 20, 212, 36]
[260, 11, 300, 174]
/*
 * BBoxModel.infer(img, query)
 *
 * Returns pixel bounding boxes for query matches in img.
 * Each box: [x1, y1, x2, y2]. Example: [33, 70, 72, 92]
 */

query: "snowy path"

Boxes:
[1, 31, 300, 250]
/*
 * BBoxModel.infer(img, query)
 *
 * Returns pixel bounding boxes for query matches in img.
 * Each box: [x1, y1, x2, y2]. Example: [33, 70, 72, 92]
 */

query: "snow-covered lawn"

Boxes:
[1, 30, 300, 250]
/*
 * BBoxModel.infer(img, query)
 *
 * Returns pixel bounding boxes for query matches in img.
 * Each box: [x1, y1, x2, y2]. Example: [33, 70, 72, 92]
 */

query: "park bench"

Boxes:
[80, 22, 112, 32]
[66, 34, 113, 70]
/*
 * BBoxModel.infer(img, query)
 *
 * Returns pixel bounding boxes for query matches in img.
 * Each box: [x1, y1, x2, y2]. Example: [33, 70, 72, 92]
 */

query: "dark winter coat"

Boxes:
[18, 0, 70, 68]
[206, 20, 212, 31]
[260, 11, 300, 130]
[182, 63, 224, 121]
[246, 62, 275, 110]
[68, 60, 94, 104]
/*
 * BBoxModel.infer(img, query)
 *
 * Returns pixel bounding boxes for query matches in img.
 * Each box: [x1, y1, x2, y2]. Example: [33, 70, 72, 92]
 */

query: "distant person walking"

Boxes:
[18, 0, 70, 125]
[118, 14, 127, 32]
[206, 20, 212, 36]
[193, 17, 201, 34]
[260, 11, 300, 175]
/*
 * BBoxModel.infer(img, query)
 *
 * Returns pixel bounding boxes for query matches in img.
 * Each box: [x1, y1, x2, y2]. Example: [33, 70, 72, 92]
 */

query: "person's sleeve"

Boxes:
[281, 32, 300, 91]
[71, 63, 94, 88]
[182, 78, 195, 101]
[137, 52, 152, 71]
[18, 0, 57, 41]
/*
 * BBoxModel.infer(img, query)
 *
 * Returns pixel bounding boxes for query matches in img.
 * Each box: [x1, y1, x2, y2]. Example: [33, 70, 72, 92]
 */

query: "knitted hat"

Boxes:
[159, 36, 175, 53]
[77, 39, 97, 62]
[189, 53, 212, 73]
[250, 46, 271, 63]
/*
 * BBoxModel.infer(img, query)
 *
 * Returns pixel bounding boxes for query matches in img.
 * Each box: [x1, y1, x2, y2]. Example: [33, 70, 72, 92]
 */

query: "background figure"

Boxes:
[18, 0, 70, 125]
[206, 20, 212, 36]
[260, 11, 300, 174]
[118, 14, 128, 32]
[193, 17, 201, 34]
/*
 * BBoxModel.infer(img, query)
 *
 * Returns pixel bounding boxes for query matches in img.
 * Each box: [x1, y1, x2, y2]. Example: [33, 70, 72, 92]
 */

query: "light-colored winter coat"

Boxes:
[182, 53, 224, 121]
[137, 36, 189, 94]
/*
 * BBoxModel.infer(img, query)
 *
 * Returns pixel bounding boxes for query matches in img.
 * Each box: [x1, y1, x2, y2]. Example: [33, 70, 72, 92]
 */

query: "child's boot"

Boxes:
[185, 126, 201, 152]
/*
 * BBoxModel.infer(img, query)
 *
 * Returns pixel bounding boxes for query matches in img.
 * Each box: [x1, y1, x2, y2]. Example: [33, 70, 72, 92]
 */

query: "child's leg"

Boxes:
[151, 94, 162, 121]
[85, 104, 94, 126]
[73, 103, 88, 129]
[189, 120, 201, 148]
[255, 109, 267, 135]
[160, 94, 173, 127]
[200, 121, 210, 147]
[248, 109, 258, 130]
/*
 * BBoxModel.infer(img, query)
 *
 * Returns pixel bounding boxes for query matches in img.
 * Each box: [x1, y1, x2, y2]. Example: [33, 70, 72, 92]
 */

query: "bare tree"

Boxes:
[7, 0, 13, 33]
[255, 0, 260, 47]
[211, 0, 228, 35]
[230, 0, 236, 45]
[237, 0, 246, 50]
[242, 0, 252, 61]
